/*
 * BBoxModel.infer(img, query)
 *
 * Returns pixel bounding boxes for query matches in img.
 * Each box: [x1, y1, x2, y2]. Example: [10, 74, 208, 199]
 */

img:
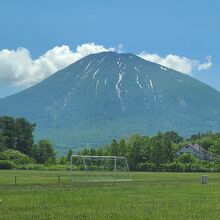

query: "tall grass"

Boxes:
[0, 171, 220, 219]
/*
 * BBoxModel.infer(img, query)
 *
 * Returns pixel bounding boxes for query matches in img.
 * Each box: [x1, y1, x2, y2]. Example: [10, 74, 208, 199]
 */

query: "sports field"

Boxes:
[0, 170, 220, 220]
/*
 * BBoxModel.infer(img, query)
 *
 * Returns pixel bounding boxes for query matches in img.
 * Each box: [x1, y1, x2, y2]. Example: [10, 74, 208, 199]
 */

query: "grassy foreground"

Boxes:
[0, 170, 220, 219]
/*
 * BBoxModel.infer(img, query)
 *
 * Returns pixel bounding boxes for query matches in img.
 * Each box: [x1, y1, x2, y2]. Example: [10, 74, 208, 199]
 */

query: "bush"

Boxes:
[138, 162, 157, 171]
[137, 161, 214, 172]
[45, 164, 70, 171]
[16, 163, 45, 170]
[213, 163, 220, 172]
[177, 153, 196, 164]
[15, 164, 70, 171]
[0, 152, 9, 160]
[0, 160, 15, 169]
[164, 162, 185, 172]
[0, 149, 33, 165]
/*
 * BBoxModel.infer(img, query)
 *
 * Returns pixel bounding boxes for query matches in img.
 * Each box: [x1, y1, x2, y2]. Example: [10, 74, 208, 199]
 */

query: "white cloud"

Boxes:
[197, 56, 212, 71]
[0, 43, 212, 87]
[0, 43, 115, 87]
[139, 52, 212, 74]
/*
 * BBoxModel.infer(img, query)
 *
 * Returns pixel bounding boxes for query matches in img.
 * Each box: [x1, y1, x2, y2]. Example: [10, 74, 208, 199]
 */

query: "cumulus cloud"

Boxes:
[0, 43, 116, 86]
[197, 55, 212, 71]
[0, 43, 212, 87]
[139, 52, 212, 74]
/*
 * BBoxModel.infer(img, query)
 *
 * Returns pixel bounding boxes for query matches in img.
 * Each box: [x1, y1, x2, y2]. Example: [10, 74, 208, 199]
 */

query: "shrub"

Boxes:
[0, 149, 33, 165]
[16, 163, 44, 170]
[177, 153, 196, 164]
[138, 162, 157, 171]
[0, 152, 9, 160]
[15, 164, 70, 171]
[0, 160, 15, 169]
[46, 164, 70, 171]
[164, 162, 185, 172]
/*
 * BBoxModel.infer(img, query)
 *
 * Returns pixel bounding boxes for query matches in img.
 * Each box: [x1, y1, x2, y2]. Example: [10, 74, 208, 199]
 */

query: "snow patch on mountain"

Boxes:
[116, 71, 125, 98]
[84, 60, 94, 71]
[149, 79, 154, 90]
[93, 69, 100, 79]
[161, 66, 167, 71]
[104, 78, 107, 86]
[115, 63, 126, 110]
[135, 66, 140, 72]
[95, 80, 99, 95]
[136, 75, 143, 89]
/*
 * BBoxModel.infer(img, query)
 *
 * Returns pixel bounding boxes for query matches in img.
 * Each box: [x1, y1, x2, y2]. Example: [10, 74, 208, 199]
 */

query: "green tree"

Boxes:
[0, 116, 16, 149]
[89, 148, 96, 156]
[150, 134, 174, 167]
[0, 132, 6, 152]
[30, 144, 41, 163]
[211, 138, 220, 155]
[163, 136, 174, 162]
[150, 138, 164, 167]
[66, 149, 73, 162]
[96, 148, 104, 156]
[190, 132, 202, 141]
[59, 156, 66, 165]
[81, 148, 90, 155]
[141, 136, 152, 162]
[0, 116, 35, 156]
[164, 131, 183, 144]
[128, 135, 145, 170]
[118, 139, 128, 156]
[110, 139, 119, 156]
[15, 117, 35, 155]
[37, 139, 56, 164]
[196, 136, 214, 150]
[177, 153, 196, 163]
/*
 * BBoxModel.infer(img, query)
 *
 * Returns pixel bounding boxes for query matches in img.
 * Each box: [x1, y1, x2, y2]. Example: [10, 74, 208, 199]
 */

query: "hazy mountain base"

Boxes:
[38, 114, 219, 152]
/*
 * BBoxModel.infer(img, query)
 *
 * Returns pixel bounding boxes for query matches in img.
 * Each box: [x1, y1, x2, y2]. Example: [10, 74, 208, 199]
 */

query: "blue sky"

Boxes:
[0, 0, 219, 97]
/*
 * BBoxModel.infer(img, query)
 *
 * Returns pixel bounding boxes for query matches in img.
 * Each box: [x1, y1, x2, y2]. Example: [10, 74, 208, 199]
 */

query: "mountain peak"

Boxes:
[82, 51, 167, 73]
[86, 51, 137, 60]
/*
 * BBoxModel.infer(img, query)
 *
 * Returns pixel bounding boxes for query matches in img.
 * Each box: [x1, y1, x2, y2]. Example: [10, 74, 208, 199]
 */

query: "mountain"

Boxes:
[0, 51, 220, 151]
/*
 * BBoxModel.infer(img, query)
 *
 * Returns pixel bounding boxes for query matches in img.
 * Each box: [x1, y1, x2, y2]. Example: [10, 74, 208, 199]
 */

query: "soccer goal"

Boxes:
[70, 155, 131, 182]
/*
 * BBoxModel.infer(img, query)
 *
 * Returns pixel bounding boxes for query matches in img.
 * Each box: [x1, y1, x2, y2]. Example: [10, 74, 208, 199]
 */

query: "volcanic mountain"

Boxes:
[0, 51, 220, 150]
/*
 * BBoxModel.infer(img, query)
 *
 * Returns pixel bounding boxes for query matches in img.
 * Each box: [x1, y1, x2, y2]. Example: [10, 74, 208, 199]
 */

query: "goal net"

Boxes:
[71, 155, 131, 182]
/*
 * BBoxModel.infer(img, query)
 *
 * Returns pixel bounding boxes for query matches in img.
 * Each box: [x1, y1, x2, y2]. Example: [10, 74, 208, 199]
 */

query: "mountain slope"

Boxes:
[0, 51, 220, 149]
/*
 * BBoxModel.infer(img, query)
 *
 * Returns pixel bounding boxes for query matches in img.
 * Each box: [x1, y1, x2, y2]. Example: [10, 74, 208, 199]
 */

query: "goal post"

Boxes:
[71, 155, 131, 182]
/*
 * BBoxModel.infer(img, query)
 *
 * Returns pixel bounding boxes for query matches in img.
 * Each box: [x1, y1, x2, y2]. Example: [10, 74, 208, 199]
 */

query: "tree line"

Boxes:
[78, 131, 220, 171]
[1, 115, 220, 171]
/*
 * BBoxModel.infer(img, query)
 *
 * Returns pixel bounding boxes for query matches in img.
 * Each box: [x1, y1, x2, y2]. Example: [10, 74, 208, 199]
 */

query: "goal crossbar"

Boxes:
[71, 155, 126, 158]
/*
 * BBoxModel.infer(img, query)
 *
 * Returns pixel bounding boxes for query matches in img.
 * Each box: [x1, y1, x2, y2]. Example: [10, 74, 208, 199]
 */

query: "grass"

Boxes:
[0, 170, 220, 219]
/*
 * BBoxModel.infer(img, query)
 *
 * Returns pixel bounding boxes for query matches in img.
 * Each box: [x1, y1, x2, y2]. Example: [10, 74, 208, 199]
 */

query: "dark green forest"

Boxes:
[1, 116, 220, 172]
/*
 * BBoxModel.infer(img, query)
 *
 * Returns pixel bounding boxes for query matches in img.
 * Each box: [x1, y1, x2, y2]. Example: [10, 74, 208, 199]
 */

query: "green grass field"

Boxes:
[0, 170, 220, 220]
